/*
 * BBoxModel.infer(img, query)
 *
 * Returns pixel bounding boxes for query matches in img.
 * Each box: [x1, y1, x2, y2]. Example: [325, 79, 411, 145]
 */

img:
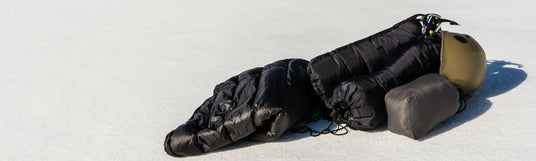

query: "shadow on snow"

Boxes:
[422, 60, 527, 140]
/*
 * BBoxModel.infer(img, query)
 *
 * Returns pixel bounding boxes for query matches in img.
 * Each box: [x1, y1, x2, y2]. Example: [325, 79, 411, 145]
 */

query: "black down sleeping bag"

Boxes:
[164, 59, 322, 157]
[308, 14, 426, 109]
[329, 38, 442, 130]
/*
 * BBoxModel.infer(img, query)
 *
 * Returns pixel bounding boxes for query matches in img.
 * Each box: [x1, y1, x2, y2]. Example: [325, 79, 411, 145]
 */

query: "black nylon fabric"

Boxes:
[307, 14, 425, 109]
[164, 59, 322, 157]
[329, 38, 442, 130]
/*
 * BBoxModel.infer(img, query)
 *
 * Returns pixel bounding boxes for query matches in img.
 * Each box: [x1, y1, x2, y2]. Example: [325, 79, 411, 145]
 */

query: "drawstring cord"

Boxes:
[292, 108, 349, 136]
[310, 120, 348, 136]
[293, 120, 348, 137]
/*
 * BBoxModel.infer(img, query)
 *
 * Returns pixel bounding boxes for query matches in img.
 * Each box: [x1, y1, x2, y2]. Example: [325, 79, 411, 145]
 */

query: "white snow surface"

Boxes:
[2, 0, 535, 160]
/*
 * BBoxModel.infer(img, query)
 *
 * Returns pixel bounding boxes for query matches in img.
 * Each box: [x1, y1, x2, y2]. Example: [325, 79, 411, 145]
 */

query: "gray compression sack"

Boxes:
[385, 73, 459, 139]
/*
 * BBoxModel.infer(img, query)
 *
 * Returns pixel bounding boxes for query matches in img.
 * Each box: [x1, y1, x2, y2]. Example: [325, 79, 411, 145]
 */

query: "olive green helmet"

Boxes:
[439, 31, 486, 96]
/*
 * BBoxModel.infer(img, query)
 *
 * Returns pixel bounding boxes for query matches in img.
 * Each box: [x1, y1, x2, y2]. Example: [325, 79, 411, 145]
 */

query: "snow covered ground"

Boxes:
[2, 0, 535, 160]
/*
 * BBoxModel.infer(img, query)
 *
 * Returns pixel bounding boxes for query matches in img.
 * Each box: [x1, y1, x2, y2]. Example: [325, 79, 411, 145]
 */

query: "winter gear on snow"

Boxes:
[164, 13, 484, 157]
[440, 31, 487, 95]
[164, 59, 322, 157]
[307, 14, 426, 111]
[385, 73, 460, 139]
[329, 38, 442, 130]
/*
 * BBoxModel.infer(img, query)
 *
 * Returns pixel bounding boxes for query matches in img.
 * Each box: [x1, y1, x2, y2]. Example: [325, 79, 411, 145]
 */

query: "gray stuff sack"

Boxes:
[385, 73, 459, 139]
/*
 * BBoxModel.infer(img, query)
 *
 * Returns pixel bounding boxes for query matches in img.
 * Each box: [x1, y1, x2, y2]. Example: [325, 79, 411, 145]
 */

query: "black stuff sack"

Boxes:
[385, 73, 459, 139]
